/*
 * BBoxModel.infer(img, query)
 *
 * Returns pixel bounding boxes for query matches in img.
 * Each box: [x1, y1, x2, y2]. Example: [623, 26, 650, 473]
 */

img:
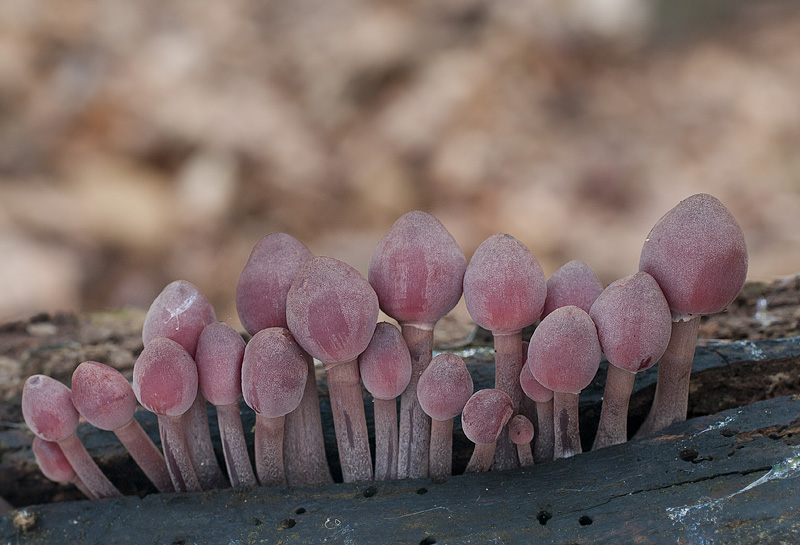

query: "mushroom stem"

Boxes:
[326, 359, 373, 482]
[592, 365, 637, 450]
[465, 443, 496, 474]
[429, 418, 454, 483]
[553, 392, 581, 459]
[492, 330, 523, 470]
[534, 399, 554, 463]
[635, 317, 700, 437]
[217, 403, 257, 488]
[158, 414, 201, 493]
[114, 418, 174, 493]
[283, 352, 333, 486]
[183, 392, 227, 489]
[517, 442, 534, 468]
[373, 397, 398, 481]
[58, 433, 121, 498]
[254, 414, 286, 486]
[397, 323, 434, 479]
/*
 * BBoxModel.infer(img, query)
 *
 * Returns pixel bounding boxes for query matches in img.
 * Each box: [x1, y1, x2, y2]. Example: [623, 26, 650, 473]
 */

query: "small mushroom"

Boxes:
[417, 353, 474, 483]
[368, 211, 467, 479]
[241, 328, 308, 486]
[541, 260, 603, 318]
[527, 306, 601, 458]
[32, 437, 94, 499]
[519, 362, 554, 463]
[22, 375, 121, 498]
[508, 415, 535, 468]
[636, 194, 748, 436]
[462, 389, 513, 473]
[358, 322, 412, 481]
[71, 361, 174, 493]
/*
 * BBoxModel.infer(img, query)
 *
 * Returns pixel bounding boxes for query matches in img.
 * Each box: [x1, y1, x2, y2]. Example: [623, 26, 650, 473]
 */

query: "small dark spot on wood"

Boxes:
[294, 507, 306, 515]
[250, 517, 263, 526]
[679, 449, 698, 462]
[721, 427, 738, 437]
[420, 537, 436, 545]
[363, 486, 377, 498]
[537, 510, 552, 525]
[416, 487, 428, 495]
[172, 540, 186, 545]
[278, 518, 296, 530]
[579, 515, 593, 526]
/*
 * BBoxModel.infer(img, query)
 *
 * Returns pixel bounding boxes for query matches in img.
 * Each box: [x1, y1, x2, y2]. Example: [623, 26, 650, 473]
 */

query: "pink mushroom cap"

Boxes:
[508, 415, 534, 445]
[417, 353, 474, 421]
[639, 193, 748, 320]
[22, 375, 79, 442]
[520, 363, 554, 403]
[142, 280, 217, 357]
[286, 256, 379, 365]
[461, 389, 513, 445]
[132, 337, 198, 417]
[195, 322, 247, 406]
[589, 271, 672, 373]
[368, 211, 466, 326]
[236, 233, 313, 334]
[463, 233, 547, 333]
[241, 328, 308, 418]
[527, 306, 601, 394]
[32, 437, 77, 483]
[541, 260, 603, 318]
[358, 322, 413, 400]
[71, 361, 137, 431]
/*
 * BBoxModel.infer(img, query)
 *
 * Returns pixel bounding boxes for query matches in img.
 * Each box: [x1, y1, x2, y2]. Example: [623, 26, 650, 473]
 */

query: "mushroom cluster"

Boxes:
[21, 194, 748, 497]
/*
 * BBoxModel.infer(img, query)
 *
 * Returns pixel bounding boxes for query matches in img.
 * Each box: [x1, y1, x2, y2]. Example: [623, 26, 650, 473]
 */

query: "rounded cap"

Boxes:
[417, 353, 474, 421]
[71, 361, 136, 431]
[463, 233, 547, 334]
[22, 375, 79, 442]
[508, 414, 534, 445]
[639, 193, 748, 319]
[520, 363, 554, 403]
[358, 322, 412, 400]
[286, 256, 379, 365]
[143, 280, 217, 357]
[542, 260, 603, 318]
[590, 271, 672, 373]
[195, 322, 247, 406]
[132, 337, 198, 417]
[527, 306, 601, 394]
[236, 233, 313, 334]
[461, 389, 513, 445]
[32, 437, 77, 483]
[368, 211, 466, 326]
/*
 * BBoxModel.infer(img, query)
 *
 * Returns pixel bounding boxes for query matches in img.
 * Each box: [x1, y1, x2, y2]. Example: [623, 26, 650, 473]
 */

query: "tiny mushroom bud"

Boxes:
[637, 194, 748, 436]
[508, 415, 535, 468]
[462, 389, 513, 473]
[417, 353, 474, 483]
[541, 260, 603, 318]
[520, 363, 555, 463]
[32, 437, 95, 499]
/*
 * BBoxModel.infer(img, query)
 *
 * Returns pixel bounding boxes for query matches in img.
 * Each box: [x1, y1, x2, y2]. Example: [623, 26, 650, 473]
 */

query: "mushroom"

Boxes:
[236, 233, 331, 486]
[32, 437, 94, 499]
[71, 361, 174, 493]
[589, 272, 672, 449]
[541, 260, 603, 318]
[132, 337, 201, 492]
[195, 322, 256, 488]
[417, 353, 474, 483]
[22, 375, 121, 498]
[463, 233, 546, 470]
[143, 280, 226, 490]
[358, 322, 412, 481]
[462, 389, 513, 473]
[508, 415, 534, 468]
[519, 362, 554, 463]
[527, 305, 601, 458]
[241, 328, 308, 486]
[636, 194, 748, 436]
[368, 211, 466, 479]
[287, 257, 379, 482]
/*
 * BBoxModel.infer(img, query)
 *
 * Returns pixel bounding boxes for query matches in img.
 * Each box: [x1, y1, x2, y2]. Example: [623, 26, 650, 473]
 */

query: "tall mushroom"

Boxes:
[417, 353, 474, 483]
[287, 256, 379, 482]
[527, 306, 601, 458]
[358, 322, 412, 481]
[519, 363, 554, 463]
[462, 389, 513, 473]
[32, 436, 94, 499]
[589, 272, 672, 449]
[463, 233, 546, 470]
[541, 260, 603, 318]
[369, 211, 466, 479]
[236, 233, 332, 486]
[636, 194, 748, 436]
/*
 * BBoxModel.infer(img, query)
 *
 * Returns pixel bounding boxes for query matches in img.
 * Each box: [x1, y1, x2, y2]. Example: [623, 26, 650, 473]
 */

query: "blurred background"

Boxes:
[1, 0, 799, 327]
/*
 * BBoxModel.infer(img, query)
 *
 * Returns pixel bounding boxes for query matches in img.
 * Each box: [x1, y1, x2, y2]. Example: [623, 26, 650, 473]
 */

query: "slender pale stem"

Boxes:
[115, 417, 174, 493]
[534, 399, 554, 463]
[58, 433, 121, 499]
[183, 392, 227, 490]
[283, 351, 333, 486]
[635, 317, 701, 438]
[553, 392, 581, 459]
[158, 414, 201, 493]
[217, 403, 256, 488]
[72, 476, 95, 500]
[255, 414, 286, 487]
[397, 323, 434, 479]
[517, 442, 534, 468]
[326, 359, 373, 482]
[429, 418, 454, 483]
[593, 365, 637, 450]
[492, 330, 523, 471]
[373, 397, 398, 481]
[465, 443, 496, 474]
